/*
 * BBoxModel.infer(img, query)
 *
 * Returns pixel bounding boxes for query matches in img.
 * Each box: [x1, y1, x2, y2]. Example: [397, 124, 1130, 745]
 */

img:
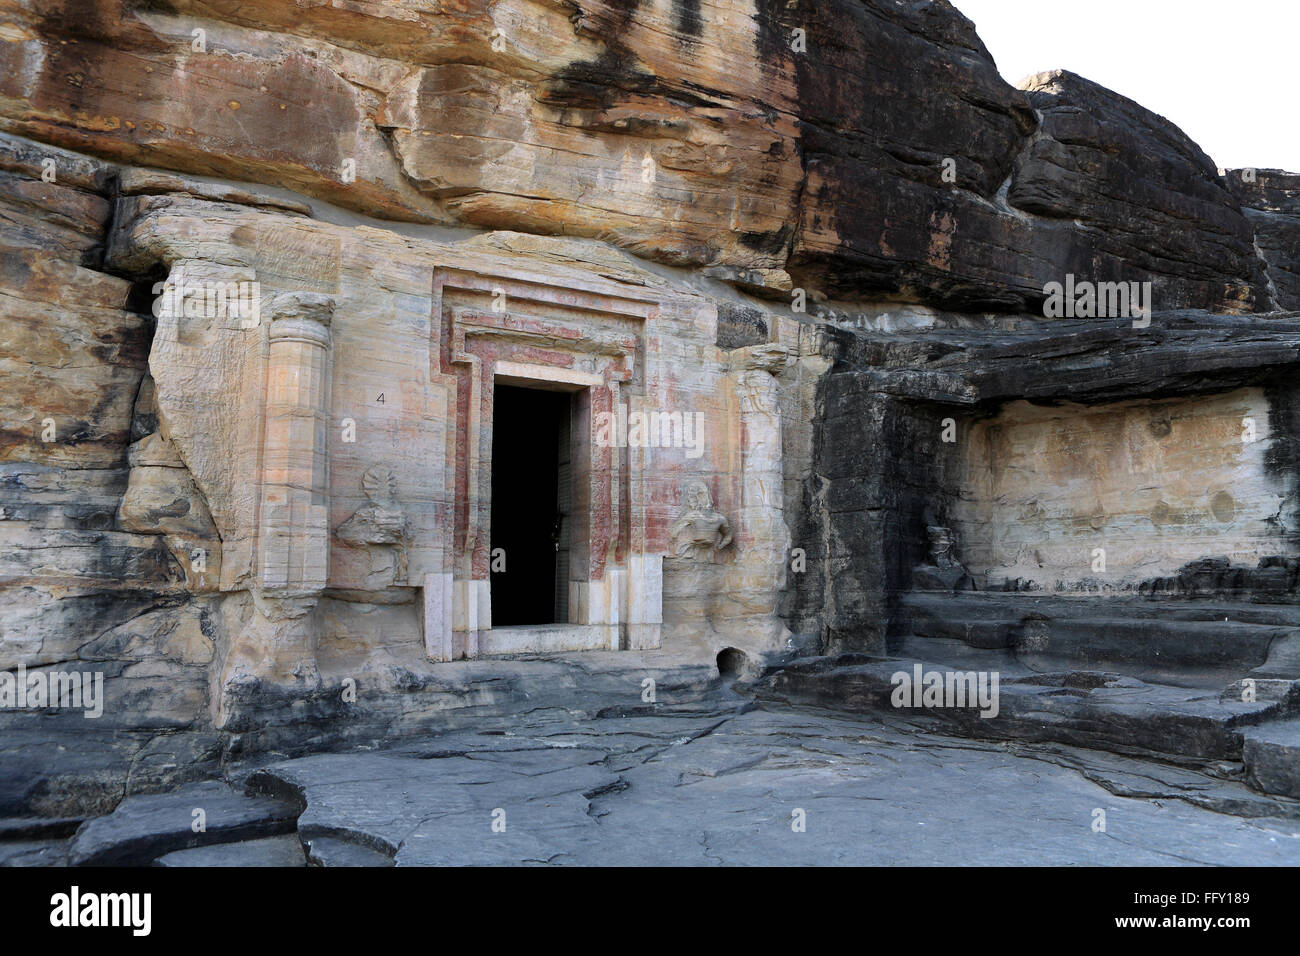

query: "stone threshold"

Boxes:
[475, 624, 619, 656]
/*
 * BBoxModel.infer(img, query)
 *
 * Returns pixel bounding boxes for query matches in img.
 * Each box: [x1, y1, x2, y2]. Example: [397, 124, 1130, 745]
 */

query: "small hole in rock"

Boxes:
[716, 647, 747, 678]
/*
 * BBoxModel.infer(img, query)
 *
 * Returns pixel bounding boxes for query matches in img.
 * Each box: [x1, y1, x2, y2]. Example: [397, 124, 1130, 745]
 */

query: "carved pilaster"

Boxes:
[258, 292, 334, 595]
[213, 292, 335, 728]
[732, 344, 791, 548]
[727, 343, 793, 646]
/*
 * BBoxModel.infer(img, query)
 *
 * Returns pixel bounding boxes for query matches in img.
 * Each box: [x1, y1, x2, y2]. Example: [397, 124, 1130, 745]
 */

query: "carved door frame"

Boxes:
[423, 268, 664, 660]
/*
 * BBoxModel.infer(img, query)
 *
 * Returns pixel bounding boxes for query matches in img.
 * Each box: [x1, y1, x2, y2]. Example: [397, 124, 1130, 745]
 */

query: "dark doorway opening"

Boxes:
[490, 384, 571, 626]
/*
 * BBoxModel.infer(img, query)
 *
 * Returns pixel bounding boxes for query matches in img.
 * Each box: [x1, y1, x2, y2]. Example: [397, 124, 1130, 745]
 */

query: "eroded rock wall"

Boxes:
[0, 1, 1285, 312]
[1224, 168, 1300, 311]
[953, 389, 1295, 591]
[794, 314, 1300, 652]
[0, 138, 231, 814]
[1, 0, 1298, 812]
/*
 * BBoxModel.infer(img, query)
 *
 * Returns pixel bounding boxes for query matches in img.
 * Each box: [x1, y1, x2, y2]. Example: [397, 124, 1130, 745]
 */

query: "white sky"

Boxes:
[953, 0, 1298, 172]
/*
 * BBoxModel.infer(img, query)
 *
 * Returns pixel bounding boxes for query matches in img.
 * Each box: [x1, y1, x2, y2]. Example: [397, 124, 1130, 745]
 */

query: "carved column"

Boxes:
[728, 343, 792, 644]
[214, 292, 335, 728]
[258, 293, 334, 593]
[734, 344, 790, 547]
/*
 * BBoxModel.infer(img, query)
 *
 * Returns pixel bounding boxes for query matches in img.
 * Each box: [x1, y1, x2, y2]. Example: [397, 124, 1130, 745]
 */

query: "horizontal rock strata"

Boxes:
[0, 2, 1285, 311]
[1, 0, 1298, 835]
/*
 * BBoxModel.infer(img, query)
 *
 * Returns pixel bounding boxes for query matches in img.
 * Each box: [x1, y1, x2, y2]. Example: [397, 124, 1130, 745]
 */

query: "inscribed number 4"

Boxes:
[376, 393, 385, 404]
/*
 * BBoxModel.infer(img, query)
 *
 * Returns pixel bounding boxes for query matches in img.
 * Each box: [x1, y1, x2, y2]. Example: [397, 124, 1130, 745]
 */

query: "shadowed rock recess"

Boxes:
[1, 0, 1298, 865]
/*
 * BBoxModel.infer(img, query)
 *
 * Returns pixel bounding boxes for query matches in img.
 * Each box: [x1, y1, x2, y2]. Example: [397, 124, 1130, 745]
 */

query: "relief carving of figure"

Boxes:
[671, 480, 733, 561]
[915, 523, 974, 592]
[336, 466, 409, 584]
[926, 525, 957, 569]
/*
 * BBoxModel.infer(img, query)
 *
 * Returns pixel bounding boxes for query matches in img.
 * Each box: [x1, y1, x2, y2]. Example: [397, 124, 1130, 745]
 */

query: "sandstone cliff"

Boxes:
[1, 0, 1298, 816]
[1, 0, 1289, 310]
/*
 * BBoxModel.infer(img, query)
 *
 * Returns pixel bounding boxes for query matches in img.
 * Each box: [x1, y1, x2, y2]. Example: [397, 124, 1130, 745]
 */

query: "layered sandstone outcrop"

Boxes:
[1006, 71, 1268, 313]
[2, 0, 1298, 815]
[0, 1, 1284, 311]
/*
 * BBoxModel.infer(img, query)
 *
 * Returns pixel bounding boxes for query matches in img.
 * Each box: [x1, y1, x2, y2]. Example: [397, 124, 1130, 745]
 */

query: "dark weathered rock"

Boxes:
[0, 723, 227, 818]
[1255, 632, 1300, 679]
[1007, 71, 1268, 314]
[771, 0, 1040, 310]
[1223, 168, 1300, 310]
[67, 781, 300, 866]
[762, 652, 1289, 763]
[0, 839, 68, 867]
[900, 592, 1300, 674]
[1242, 720, 1300, 799]
[303, 837, 392, 868]
[155, 834, 306, 867]
[715, 302, 769, 350]
[0, 815, 82, 840]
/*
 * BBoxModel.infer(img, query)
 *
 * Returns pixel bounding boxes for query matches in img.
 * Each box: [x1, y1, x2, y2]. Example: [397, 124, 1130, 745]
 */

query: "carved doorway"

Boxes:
[489, 383, 572, 625]
[425, 266, 664, 660]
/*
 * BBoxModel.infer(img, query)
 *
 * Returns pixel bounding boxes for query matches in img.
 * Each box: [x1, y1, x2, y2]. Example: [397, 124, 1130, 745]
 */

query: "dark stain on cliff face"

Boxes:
[30, 0, 170, 49]
[673, 0, 703, 38]
[780, 364, 832, 644]
[543, 1, 738, 119]
[739, 224, 792, 256]
[544, 0, 655, 113]
[752, 0, 793, 72]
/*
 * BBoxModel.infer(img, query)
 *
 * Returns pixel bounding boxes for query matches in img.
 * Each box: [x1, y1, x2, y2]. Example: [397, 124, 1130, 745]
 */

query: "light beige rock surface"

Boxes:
[954, 389, 1285, 589]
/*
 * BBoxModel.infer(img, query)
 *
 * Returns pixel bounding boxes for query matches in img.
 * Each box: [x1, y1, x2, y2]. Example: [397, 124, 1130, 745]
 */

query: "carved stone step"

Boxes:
[1243, 720, 1300, 799]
